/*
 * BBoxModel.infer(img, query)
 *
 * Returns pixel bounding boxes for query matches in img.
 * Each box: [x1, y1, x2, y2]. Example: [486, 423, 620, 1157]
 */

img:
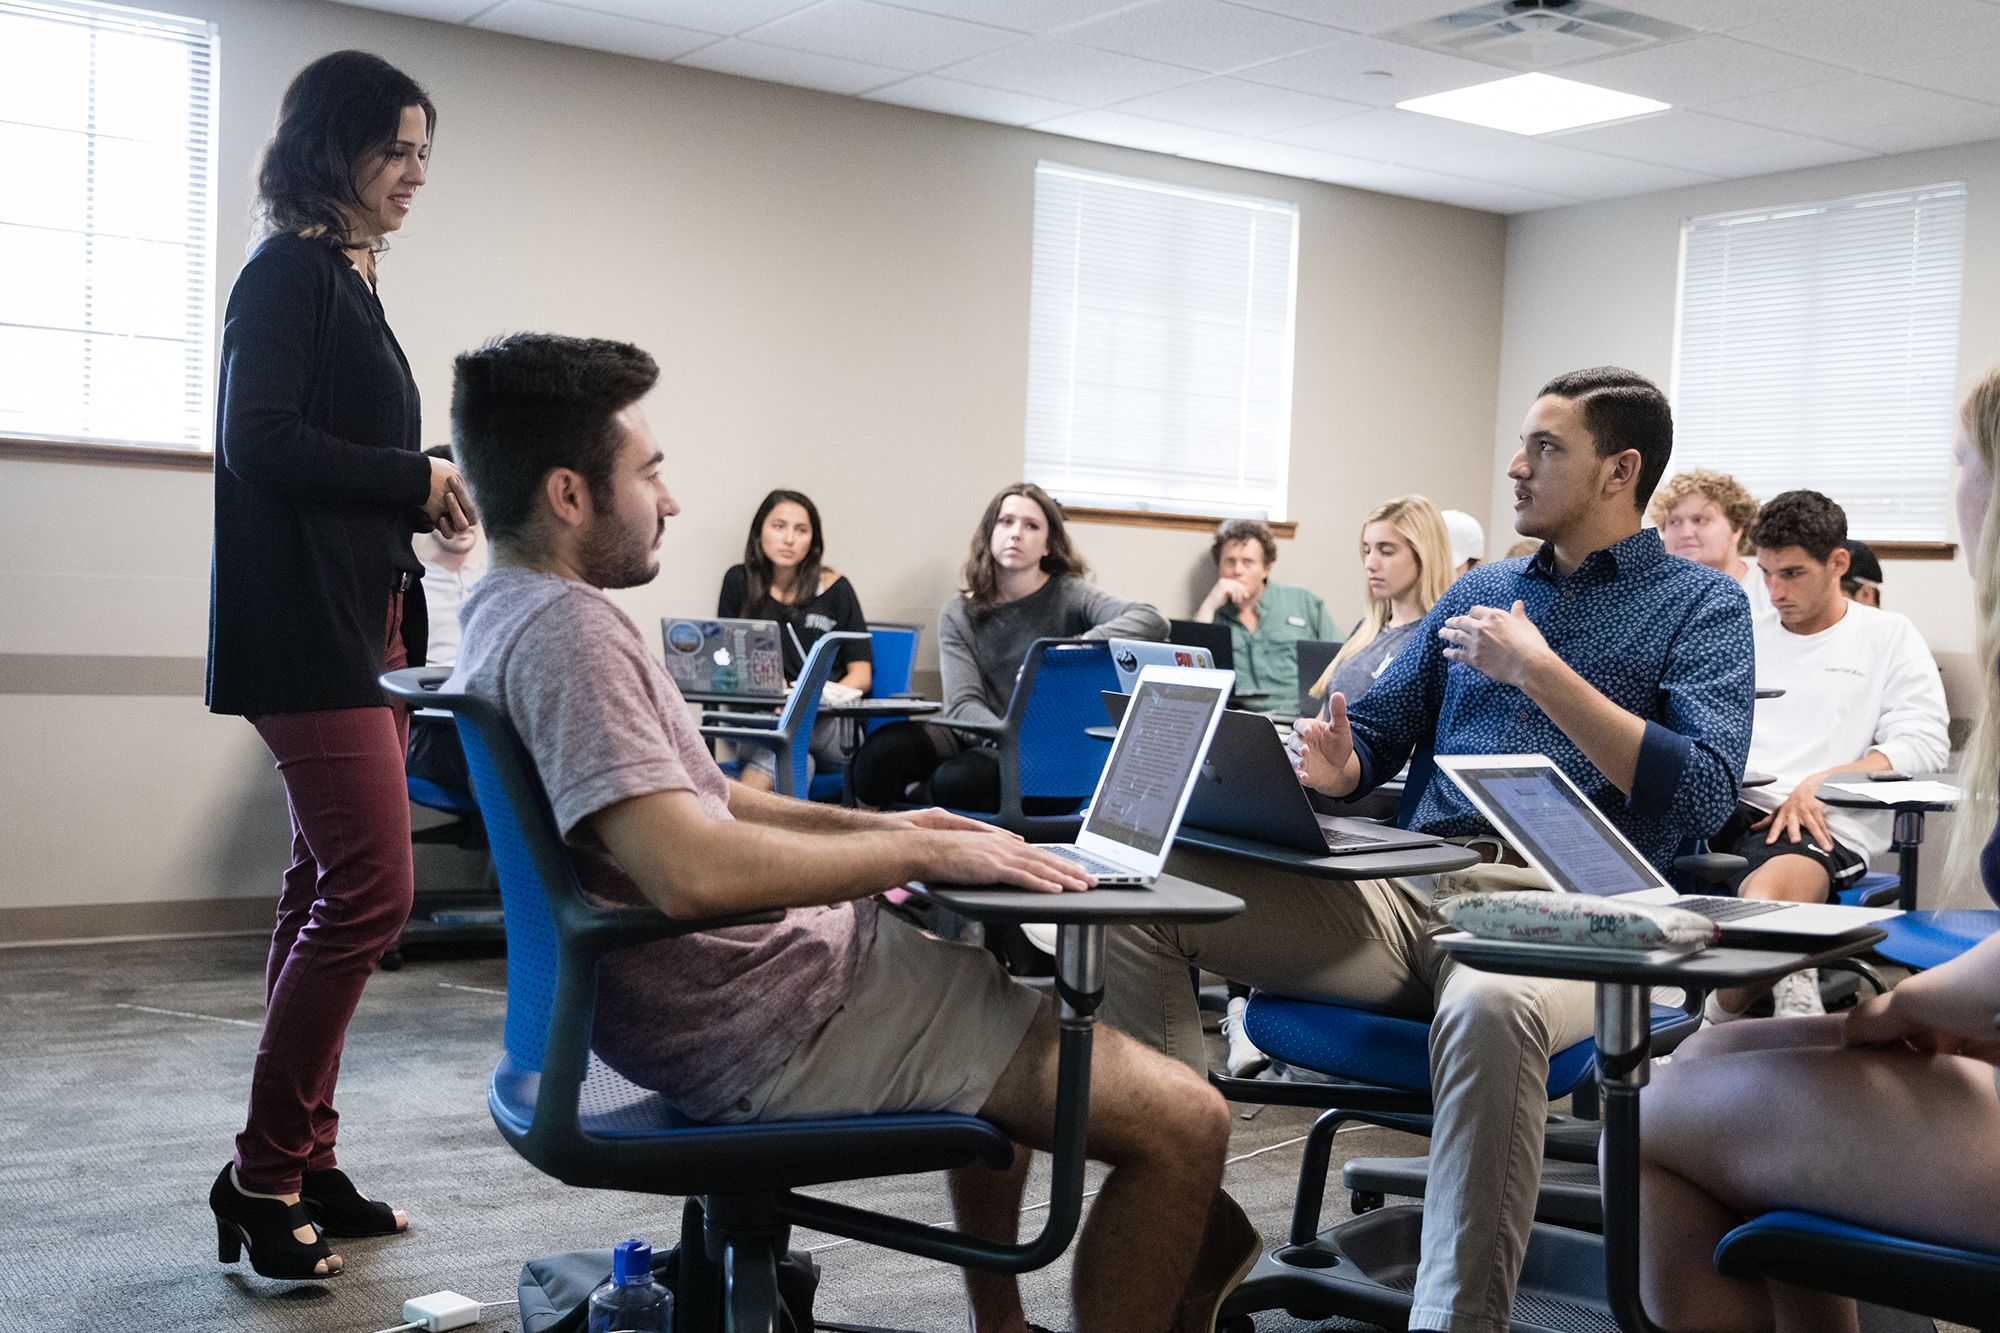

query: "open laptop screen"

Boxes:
[1084, 678, 1230, 856]
[1446, 764, 1661, 897]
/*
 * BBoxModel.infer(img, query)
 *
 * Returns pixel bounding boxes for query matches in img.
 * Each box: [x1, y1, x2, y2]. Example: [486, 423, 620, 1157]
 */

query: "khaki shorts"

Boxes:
[710, 910, 1045, 1124]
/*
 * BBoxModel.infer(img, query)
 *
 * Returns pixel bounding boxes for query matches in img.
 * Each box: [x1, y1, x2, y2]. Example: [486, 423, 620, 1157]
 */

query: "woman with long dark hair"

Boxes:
[205, 50, 469, 1281]
[717, 488, 872, 790]
[849, 482, 1166, 810]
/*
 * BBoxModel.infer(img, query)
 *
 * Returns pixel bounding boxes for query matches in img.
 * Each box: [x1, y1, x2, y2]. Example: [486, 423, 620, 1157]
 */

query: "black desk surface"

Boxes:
[1437, 928, 1888, 987]
[1174, 826, 1481, 880]
[913, 873, 1242, 925]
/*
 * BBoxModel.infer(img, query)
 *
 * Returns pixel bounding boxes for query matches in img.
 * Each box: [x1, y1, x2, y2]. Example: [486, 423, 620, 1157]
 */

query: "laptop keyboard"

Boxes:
[1672, 896, 1788, 923]
[1044, 845, 1144, 882]
[1322, 827, 1391, 850]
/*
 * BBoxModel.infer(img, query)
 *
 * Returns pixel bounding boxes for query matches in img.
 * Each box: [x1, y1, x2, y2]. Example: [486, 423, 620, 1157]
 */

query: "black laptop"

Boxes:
[1104, 695, 1443, 857]
[1168, 618, 1234, 671]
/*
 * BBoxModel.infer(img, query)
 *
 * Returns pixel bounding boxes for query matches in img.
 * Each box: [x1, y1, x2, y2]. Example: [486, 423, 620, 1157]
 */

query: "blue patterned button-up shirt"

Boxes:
[1348, 528, 1753, 873]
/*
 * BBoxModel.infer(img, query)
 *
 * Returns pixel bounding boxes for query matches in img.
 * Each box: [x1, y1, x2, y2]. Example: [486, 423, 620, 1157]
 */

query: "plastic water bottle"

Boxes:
[588, 1238, 673, 1333]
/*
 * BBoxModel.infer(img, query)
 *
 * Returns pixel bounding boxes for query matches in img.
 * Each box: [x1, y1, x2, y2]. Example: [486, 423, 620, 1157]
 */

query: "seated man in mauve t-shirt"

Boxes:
[444, 333, 1253, 1333]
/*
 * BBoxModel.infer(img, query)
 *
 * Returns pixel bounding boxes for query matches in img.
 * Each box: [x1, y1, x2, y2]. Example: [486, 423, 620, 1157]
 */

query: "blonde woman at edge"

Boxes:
[1628, 363, 2000, 1333]
[1308, 496, 1455, 710]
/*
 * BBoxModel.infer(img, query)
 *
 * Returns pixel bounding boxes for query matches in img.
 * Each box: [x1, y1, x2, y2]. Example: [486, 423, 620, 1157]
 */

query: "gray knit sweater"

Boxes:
[938, 575, 1168, 725]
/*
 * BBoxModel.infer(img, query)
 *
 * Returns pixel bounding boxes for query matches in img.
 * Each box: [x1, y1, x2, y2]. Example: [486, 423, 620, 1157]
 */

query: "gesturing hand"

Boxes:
[1288, 691, 1355, 795]
[1438, 600, 1552, 688]
[424, 455, 476, 537]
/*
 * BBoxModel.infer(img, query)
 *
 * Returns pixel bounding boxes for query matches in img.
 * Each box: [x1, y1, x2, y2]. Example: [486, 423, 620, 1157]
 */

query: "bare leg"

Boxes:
[1717, 858, 1831, 1014]
[948, 1144, 1033, 1333]
[978, 1007, 1233, 1333]
[1633, 1039, 2000, 1333]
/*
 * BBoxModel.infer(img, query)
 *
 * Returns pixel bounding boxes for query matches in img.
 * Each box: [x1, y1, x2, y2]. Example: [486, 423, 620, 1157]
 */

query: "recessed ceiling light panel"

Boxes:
[1397, 71, 1668, 135]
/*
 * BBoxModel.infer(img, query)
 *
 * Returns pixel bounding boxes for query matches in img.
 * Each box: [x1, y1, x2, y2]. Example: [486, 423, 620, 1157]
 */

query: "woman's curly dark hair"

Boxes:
[256, 50, 435, 254]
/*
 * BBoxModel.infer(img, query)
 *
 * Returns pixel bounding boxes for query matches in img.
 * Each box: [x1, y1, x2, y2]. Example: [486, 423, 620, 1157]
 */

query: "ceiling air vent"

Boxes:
[1385, 0, 1696, 72]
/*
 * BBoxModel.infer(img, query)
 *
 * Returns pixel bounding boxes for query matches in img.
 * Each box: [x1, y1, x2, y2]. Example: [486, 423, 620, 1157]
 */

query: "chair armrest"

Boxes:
[700, 724, 793, 746]
[1674, 851, 1748, 884]
[930, 717, 1006, 739]
[567, 903, 786, 953]
[699, 711, 780, 727]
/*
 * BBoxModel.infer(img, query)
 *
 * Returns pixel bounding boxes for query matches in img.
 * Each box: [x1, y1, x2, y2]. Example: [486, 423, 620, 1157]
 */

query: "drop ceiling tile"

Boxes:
[863, 75, 1081, 125]
[1426, 136, 1715, 199]
[471, 1, 717, 60]
[1183, 137, 1376, 180]
[1709, 76, 1991, 139]
[1111, 76, 1365, 136]
[744, 0, 1019, 71]
[1693, 138, 1874, 178]
[1060, 0, 1341, 74]
[1312, 157, 1578, 208]
[1225, 0, 1479, 35]
[1609, 0, 1824, 31]
[1270, 106, 1521, 164]
[1830, 106, 2000, 154]
[1893, 47, 2000, 106]
[940, 39, 1199, 104]
[1733, 0, 2000, 70]
[1544, 109, 1817, 170]
[1567, 34, 1847, 107]
[1235, 31, 1509, 106]
[882, 0, 1138, 34]
[551, 0, 816, 35]
[332, 0, 495, 21]
[1031, 108, 1234, 153]
[675, 38, 906, 93]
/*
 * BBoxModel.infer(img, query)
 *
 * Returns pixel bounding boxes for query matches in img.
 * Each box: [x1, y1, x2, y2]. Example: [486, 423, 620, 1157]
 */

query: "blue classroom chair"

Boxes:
[378, 666, 1101, 1333]
[700, 631, 864, 799]
[806, 622, 923, 804]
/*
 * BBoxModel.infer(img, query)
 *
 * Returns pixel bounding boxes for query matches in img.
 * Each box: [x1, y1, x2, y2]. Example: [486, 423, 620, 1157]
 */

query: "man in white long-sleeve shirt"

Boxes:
[1711, 489, 1950, 1020]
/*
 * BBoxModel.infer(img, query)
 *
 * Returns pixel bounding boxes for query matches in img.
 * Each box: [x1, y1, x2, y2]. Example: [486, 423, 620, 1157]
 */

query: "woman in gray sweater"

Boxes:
[851, 483, 1166, 809]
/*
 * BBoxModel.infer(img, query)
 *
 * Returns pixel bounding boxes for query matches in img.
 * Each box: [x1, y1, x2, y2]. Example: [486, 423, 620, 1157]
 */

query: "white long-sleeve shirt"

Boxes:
[1747, 601, 1949, 860]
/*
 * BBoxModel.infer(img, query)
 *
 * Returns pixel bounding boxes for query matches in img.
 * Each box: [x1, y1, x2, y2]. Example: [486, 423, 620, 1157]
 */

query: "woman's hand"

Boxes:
[425, 455, 476, 537]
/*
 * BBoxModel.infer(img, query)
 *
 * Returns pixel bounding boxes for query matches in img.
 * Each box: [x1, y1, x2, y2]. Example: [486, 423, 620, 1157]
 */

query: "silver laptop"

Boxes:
[1043, 665, 1234, 886]
[661, 617, 788, 698]
[1108, 638, 1213, 693]
[1436, 753, 1898, 940]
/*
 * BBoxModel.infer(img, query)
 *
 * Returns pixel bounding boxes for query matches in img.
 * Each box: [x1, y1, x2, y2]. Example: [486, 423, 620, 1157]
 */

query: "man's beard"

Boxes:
[578, 512, 662, 589]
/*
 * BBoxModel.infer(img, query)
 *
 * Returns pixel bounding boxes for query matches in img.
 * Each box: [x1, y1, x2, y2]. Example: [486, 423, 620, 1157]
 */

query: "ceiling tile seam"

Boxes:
[923, 40, 1214, 93]
[679, 32, 953, 79]
[504, 0, 732, 39]
[733, 1, 1041, 49]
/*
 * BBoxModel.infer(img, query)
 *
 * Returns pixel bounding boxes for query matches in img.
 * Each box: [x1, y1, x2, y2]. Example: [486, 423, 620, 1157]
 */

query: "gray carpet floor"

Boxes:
[0, 934, 1957, 1333]
[0, 933, 1428, 1333]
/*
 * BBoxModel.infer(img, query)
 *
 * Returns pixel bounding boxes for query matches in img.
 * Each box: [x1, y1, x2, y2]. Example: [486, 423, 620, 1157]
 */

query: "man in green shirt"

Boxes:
[1194, 519, 1334, 714]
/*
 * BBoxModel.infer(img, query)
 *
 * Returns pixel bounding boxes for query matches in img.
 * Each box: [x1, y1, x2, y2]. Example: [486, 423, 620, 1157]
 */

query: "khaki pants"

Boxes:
[1101, 848, 1593, 1333]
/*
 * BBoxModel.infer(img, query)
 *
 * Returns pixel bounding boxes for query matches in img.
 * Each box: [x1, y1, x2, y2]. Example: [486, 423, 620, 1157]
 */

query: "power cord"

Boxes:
[368, 1293, 519, 1333]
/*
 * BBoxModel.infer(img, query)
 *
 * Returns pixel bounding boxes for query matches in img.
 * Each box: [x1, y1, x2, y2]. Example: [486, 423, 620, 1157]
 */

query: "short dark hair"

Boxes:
[257, 51, 436, 253]
[1211, 519, 1278, 567]
[450, 333, 660, 552]
[1750, 489, 1847, 563]
[1537, 366, 1674, 510]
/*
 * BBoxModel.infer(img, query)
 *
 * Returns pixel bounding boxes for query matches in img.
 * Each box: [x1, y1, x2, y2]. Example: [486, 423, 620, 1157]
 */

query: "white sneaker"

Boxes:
[1222, 996, 1269, 1078]
[1702, 991, 1752, 1025]
[1772, 968, 1825, 1019]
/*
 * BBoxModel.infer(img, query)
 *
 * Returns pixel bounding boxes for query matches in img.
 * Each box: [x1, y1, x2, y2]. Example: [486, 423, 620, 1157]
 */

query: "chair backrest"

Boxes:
[1294, 638, 1344, 715]
[1005, 639, 1120, 802]
[381, 668, 577, 1075]
[769, 631, 866, 796]
[866, 622, 920, 698]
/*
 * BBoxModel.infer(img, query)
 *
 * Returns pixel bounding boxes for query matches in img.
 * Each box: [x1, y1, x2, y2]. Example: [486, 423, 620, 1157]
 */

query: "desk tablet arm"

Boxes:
[930, 717, 1007, 740]
[698, 711, 781, 728]
[699, 723, 794, 746]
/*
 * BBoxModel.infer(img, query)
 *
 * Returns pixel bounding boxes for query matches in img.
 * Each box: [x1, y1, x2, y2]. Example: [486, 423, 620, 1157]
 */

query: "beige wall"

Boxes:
[1489, 139, 2000, 698]
[0, 0, 1507, 926]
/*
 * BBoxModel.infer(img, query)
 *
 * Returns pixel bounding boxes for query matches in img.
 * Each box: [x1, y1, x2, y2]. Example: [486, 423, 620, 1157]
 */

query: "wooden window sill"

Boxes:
[0, 436, 214, 470]
[1863, 541, 1955, 560]
[1063, 505, 1298, 539]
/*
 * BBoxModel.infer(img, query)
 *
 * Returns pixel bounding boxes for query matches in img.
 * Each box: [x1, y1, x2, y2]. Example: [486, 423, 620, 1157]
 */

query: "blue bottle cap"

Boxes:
[612, 1238, 653, 1286]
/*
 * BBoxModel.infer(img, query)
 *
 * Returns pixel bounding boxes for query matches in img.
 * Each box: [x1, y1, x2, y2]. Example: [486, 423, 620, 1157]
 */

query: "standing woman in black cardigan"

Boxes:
[205, 51, 471, 1281]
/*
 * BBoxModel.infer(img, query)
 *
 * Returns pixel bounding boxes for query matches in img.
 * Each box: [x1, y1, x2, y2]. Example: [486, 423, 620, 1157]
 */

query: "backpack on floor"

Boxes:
[518, 1242, 821, 1333]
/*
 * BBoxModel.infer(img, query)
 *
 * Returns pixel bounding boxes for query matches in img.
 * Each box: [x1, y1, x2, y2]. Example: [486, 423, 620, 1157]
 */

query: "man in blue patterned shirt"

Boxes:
[1103, 368, 1753, 1333]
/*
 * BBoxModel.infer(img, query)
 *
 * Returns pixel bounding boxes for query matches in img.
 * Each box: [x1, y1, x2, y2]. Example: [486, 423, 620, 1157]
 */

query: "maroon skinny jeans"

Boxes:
[234, 594, 412, 1193]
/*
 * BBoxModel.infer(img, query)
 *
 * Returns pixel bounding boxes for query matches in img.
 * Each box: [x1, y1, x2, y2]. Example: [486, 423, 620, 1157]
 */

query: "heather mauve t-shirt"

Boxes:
[449, 566, 873, 1120]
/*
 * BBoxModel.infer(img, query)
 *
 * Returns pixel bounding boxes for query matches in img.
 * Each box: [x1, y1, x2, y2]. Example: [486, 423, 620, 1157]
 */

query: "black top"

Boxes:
[717, 564, 873, 679]
[206, 232, 433, 716]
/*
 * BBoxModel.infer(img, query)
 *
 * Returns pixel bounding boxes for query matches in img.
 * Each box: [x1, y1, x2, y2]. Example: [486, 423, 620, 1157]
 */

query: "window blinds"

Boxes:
[1025, 162, 1299, 520]
[0, 0, 216, 451]
[1672, 183, 1966, 542]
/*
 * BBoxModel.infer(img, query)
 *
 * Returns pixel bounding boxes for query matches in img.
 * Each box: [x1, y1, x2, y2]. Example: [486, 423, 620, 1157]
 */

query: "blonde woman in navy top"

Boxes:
[205, 51, 471, 1282]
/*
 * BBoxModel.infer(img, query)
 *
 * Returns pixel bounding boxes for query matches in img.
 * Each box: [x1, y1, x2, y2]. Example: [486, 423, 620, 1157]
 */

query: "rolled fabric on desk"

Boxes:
[1440, 891, 1719, 951]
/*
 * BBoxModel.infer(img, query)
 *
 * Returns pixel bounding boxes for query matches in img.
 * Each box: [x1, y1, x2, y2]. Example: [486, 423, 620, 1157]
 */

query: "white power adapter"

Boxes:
[402, 1290, 484, 1331]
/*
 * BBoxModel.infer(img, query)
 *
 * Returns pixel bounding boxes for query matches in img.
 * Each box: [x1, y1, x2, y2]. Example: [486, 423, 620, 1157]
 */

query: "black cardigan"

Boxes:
[206, 232, 433, 716]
